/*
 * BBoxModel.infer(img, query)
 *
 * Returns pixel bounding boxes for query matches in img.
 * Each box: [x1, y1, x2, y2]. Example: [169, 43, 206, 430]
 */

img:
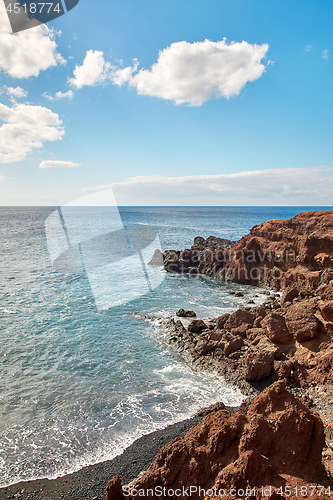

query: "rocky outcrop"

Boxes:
[106, 382, 329, 500]
[162, 211, 333, 291]
[163, 236, 234, 275]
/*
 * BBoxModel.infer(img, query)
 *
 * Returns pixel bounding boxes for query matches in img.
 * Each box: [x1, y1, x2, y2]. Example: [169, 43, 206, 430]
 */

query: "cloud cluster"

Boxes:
[5, 86, 28, 103]
[0, 2, 65, 78]
[39, 160, 80, 169]
[43, 90, 73, 100]
[70, 39, 269, 106]
[83, 167, 333, 205]
[322, 49, 329, 60]
[69, 50, 112, 89]
[0, 103, 64, 163]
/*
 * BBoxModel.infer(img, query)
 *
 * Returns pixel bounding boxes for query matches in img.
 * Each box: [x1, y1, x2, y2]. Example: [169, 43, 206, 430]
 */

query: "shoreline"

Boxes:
[0, 416, 201, 500]
[3, 210, 333, 498]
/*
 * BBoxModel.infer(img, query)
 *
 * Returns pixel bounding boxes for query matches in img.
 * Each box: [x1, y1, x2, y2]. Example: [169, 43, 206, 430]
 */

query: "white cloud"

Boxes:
[304, 45, 312, 53]
[39, 160, 80, 169]
[322, 49, 329, 60]
[43, 90, 73, 100]
[0, 175, 4, 181]
[125, 39, 269, 106]
[70, 39, 269, 106]
[5, 85, 28, 103]
[69, 50, 111, 88]
[0, 102, 64, 163]
[6, 86, 27, 98]
[55, 90, 73, 100]
[82, 167, 333, 205]
[0, 1, 65, 78]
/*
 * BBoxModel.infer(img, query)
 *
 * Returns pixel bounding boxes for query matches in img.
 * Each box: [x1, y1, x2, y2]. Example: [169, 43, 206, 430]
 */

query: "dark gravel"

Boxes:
[0, 416, 201, 500]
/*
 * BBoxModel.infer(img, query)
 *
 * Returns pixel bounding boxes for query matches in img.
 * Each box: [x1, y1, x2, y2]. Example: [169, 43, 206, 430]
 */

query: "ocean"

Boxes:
[0, 206, 331, 487]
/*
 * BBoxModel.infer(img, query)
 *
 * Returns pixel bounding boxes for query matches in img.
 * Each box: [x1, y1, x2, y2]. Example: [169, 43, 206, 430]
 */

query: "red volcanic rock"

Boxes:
[281, 285, 299, 305]
[294, 348, 333, 387]
[285, 299, 320, 342]
[110, 381, 327, 500]
[261, 312, 293, 344]
[224, 336, 244, 356]
[106, 475, 123, 500]
[217, 211, 333, 288]
[187, 319, 207, 334]
[318, 281, 333, 301]
[224, 309, 255, 330]
[244, 350, 275, 381]
[319, 301, 333, 322]
[216, 313, 230, 329]
[243, 338, 281, 381]
[273, 359, 293, 379]
[195, 340, 215, 355]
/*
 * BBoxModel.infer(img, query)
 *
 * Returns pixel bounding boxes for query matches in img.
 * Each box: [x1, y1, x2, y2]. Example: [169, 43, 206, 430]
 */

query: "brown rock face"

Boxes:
[187, 319, 207, 333]
[163, 211, 333, 292]
[244, 348, 276, 381]
[109, 382, 327, 500]
[320, 301, 333, 322]
[261, 312, 293, 344]
[106, 475, 123, 500]
[285, 299, 320, 342]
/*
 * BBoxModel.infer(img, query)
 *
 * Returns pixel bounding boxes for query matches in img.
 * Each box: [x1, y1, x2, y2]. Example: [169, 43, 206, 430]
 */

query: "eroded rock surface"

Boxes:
[106, 382, 329, 500]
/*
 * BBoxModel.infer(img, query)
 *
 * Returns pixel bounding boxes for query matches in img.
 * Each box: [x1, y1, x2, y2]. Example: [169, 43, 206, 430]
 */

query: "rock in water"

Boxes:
[176, 309, 196, 318]
[148, 249, 164, 266]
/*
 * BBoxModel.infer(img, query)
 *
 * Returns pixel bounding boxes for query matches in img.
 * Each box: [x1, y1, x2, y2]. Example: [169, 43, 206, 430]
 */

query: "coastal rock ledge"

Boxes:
[105, 211, 333, 500]
[106, 381, 330, 500]
[159, 211, 333, 290]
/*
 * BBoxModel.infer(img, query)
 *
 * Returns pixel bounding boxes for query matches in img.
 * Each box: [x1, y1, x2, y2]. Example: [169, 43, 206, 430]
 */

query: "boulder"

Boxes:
[261, 312, 293, 344]
[195, 340, 215, 355]
[176, 308, 196, 318]
[224, 309, 255, 330]
[187, 319, 207, 334]
[281, 286, 299, 305]
[285, 300, 320, 342]
[224, 336, 244, 356]
[216, 313, 230, 329]
[244, 349, 275, 381]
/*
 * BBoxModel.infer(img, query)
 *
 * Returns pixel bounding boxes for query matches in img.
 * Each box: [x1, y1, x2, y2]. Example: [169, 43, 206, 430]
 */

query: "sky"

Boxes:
[0, 0, 333, 206]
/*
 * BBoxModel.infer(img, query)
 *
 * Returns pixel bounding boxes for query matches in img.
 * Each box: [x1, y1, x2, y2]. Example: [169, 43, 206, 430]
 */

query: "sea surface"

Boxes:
[0, 206, 331, 487]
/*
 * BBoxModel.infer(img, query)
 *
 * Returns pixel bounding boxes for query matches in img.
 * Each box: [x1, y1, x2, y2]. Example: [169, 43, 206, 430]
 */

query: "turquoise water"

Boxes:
[0, 206, 331, 486]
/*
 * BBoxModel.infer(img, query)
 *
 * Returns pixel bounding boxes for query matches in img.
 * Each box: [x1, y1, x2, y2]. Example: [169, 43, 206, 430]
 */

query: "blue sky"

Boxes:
[0, 0, 333, 205]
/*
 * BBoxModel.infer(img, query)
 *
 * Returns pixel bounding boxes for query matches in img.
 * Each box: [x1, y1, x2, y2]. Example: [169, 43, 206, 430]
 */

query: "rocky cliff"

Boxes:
[107, 212, 333, 499]
[160, 211, 333, 290]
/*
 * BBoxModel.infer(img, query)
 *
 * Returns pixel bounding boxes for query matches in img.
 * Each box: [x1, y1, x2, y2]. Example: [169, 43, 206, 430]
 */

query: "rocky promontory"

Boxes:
[158, 211, 333, 291]
[106, 211, 333, 499]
